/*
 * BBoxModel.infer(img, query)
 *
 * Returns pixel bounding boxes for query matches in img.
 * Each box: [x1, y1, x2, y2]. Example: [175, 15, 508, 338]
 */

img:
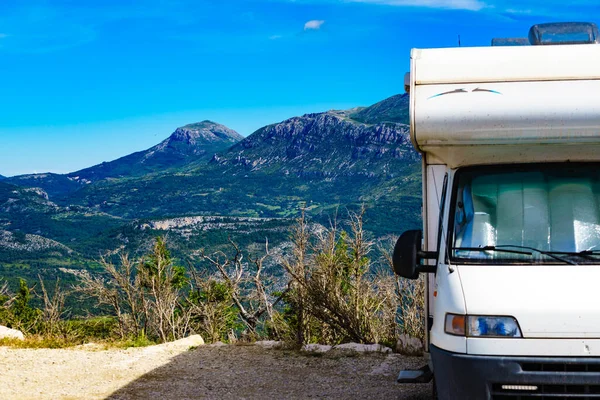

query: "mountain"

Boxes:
[70, 121, 243, 183]
[5, 121, 243, 197]
[350, 93, 409, 125]
[215, 109, 417, 178]
[0, 175, 5, 180]
[62, 103, 421, 236]
[0, 94, 422, 291]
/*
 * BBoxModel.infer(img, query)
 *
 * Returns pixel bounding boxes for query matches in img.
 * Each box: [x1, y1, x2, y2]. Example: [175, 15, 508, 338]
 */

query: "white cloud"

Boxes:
[304, 20, 326, 30]
[347, 0, 485, 11]
[504, 8, 532, 14]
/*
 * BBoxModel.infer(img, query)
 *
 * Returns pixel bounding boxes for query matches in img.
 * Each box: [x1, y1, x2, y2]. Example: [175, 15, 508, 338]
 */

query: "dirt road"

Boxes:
[0, 342, 431, 399]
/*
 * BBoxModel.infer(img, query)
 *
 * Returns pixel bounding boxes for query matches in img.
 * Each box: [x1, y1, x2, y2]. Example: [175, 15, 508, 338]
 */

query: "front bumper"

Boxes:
[431, 345, 600, 399]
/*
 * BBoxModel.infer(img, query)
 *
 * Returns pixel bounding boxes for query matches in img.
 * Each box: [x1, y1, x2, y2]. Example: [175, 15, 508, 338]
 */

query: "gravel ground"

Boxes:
[0, 342, 432, 399]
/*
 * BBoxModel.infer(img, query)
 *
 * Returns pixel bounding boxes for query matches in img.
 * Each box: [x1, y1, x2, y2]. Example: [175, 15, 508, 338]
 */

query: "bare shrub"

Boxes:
[280, 209, 312, 345]
[38, 276, 69, 337]
[138, 237, 191, 342]
[77, 237, 194, 343]
[380, 239, 425, 340]
[200, 240, 288, 340]
[282, 208, 399, 346]
[395, 276, 425, 339]
[77, 254, 145, 339]
[187, 270, 238, 343]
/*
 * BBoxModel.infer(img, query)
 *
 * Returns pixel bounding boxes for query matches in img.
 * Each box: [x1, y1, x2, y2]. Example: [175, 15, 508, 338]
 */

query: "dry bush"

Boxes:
[138, 237, 191, 342]
[279, 210, 311, 344]
[200, 240, 288, 341]
[187, 270, 238, 343]
[77, 236, 285, 344]
[77, 254, 146, 339]
[1, 278, 83, 343]
[282, 208, 399, 346]
[380, 239, 425, 340]
[38, 276, 69, 337]
[77, 237, 194, 343]
[396, 276, 425, 339]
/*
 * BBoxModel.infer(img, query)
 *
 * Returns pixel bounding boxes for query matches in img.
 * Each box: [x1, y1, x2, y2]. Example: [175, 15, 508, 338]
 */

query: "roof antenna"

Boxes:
[458, 34, 461, 47]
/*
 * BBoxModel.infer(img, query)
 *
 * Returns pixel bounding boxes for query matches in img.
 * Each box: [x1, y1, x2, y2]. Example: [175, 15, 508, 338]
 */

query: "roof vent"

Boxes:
[491, 37, 529, 46]
[528, 22, 599, 45]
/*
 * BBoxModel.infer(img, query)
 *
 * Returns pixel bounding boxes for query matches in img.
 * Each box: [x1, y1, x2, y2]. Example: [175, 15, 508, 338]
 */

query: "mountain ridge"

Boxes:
[350, 93, 409, 125]
[6, 121, 243, 197]
[213, 109, 417, 178]
[0, 93, 422, 289]
[70, 120, 243, 183]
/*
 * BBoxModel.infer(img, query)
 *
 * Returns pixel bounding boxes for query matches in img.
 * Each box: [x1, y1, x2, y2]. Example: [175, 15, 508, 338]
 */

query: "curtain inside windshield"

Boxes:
[453, 165, 600, 261]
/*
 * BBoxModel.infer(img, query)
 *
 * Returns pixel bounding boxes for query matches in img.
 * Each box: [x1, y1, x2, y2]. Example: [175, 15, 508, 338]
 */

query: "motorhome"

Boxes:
[394, 22, 600, 399]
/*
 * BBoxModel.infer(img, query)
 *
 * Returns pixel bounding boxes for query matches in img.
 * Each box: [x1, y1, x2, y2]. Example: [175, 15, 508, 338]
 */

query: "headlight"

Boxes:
[445, 314, 522, 338]
[468, 316, 522, 338]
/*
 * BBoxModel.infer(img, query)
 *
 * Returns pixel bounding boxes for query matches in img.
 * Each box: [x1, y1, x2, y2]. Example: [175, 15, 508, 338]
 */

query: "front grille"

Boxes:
[492, 383, 600, 399]
[522, 363, 600, 373]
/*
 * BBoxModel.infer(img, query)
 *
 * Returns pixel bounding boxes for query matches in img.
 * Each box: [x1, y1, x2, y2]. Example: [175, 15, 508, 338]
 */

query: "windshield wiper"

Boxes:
[549, 249, 600, 256]
[453, 245, 578, 265]
[541, 249, 600, 261]
[454, 246, 532, 256]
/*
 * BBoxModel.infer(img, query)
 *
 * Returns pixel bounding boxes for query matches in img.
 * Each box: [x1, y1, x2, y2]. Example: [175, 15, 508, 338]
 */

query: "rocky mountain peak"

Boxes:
[170, 121, 244, 145]
[213, 106, 417, 179]
[237, 110, 410, 151]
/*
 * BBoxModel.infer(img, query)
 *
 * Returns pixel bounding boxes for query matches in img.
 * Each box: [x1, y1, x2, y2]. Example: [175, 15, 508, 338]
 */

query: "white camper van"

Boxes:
[393, 22, 600, 399]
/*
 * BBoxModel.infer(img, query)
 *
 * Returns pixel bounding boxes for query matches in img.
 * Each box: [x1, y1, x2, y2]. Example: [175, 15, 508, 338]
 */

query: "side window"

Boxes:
[436, 174, 449, 257]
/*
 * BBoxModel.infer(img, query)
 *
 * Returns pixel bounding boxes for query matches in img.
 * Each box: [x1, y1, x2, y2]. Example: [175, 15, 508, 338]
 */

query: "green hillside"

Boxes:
[350, 94, 410, 125]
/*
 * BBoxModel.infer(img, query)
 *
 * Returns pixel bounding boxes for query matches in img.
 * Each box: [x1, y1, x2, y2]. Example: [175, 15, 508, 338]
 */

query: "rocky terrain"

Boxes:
[214, 109, 418, 179]
[0, 230, 72, 254]
[0, 342, 430, 400]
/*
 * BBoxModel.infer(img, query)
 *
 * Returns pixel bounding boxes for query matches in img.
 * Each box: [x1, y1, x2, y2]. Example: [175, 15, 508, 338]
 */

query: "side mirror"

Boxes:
[392, 230, 437, 279]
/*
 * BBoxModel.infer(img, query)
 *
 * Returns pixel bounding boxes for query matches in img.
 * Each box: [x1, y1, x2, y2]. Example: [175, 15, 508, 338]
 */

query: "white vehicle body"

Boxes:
[404, 42, 600, 398]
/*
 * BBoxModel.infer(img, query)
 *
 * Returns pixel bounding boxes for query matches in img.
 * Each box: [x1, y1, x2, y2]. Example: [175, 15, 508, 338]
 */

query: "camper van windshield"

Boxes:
[451, 164, 600, 264]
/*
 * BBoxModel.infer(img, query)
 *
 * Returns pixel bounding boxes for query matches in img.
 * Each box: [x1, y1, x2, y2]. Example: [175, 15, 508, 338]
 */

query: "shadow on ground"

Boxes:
[106, 345, 432, 399]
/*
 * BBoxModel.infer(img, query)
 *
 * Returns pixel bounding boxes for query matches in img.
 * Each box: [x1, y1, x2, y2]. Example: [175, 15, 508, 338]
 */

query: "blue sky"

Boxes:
[1, 0, 599, 176]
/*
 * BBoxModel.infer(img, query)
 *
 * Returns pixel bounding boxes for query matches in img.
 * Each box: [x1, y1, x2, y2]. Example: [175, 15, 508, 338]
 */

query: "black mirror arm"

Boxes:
[417, 264, 437, 274]
[416, 250, 438, 274]
[418, 251, 438, 260]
